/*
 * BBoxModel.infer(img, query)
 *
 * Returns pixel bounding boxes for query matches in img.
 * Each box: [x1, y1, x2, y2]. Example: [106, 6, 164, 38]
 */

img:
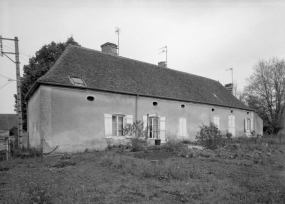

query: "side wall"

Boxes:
[29, 85, 262, 153]
[28, 87, 41, 148]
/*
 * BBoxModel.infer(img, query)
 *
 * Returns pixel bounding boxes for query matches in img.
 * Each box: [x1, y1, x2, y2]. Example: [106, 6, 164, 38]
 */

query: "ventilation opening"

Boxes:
[153, 101, 158, 106]
[247, 111, 249, 115]
[181, 104, 185, 108]
[231, 110, 233, 113]
[212, 108, 215, 112]
[87, 96, 95, 101]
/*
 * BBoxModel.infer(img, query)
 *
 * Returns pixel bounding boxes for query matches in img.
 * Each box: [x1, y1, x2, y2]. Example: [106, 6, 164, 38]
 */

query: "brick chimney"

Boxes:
[158, 61, 167, 68]
[100, 42, 118, 55]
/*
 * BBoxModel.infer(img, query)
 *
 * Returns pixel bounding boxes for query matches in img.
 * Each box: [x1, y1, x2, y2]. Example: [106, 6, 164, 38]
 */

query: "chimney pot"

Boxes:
[101, 42, 118, 55]
[158, 61, 167, 68]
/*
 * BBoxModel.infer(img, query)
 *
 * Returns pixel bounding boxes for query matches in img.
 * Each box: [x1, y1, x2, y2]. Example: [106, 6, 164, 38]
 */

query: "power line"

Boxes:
[3, 45, 30, 58]
[0, 81, 12, 90]
[0, 73, 12, 79]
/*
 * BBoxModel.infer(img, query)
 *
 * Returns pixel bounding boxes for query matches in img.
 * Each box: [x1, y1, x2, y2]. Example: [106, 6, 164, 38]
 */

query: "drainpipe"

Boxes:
[135, 95, 139, 137]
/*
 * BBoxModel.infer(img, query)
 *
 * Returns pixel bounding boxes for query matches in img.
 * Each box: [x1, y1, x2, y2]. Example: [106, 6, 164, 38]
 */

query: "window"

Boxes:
[148, 117, 159, 138]
[112, 115, 124, 136]
[69, 76, 87, 86]
[104, 114, 133, 136]
[213, 116, 220, 129]
[87, 96, 95, 101]
[179, 118, 187, 137]
[245, 118, 251, 132]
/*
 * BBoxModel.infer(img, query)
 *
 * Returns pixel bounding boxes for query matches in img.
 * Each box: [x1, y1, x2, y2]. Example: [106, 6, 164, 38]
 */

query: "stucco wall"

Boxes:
[30, 85, 262, 152]
[28, 87, 41, 148]
[136, 96, 253, 140]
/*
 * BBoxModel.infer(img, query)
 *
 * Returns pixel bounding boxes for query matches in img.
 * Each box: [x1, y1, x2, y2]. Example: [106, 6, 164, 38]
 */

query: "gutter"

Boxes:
[26, 81, 254, 111]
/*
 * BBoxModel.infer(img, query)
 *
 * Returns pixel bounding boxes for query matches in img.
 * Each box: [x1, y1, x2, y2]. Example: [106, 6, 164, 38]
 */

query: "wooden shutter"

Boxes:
[251, 118, 254, 132]
[160, 117, 166, 143]
[228, 116, 231, 133]
[244, 118, 247, 132]
[104, 114, 112, 136]
[126, 115, 133, 125]
[183, 118, 187, 137]
[232, 116, 235, 136]
[179, 118, 182, 137]
[143, 115, 147, 130]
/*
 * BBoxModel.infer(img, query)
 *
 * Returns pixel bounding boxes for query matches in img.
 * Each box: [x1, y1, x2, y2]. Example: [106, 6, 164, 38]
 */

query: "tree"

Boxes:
[14, 37, 81, 130]
[244, 58, 285, 134]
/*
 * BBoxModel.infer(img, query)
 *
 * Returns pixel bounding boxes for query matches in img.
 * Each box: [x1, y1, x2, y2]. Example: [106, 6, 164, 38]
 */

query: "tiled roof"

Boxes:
[0, 114, 18, 131]
[33, 45, 251, 110]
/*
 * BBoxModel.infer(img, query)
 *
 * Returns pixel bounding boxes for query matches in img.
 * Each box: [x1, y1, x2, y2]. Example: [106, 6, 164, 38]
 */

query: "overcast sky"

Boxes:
[0, 0, 284, 114]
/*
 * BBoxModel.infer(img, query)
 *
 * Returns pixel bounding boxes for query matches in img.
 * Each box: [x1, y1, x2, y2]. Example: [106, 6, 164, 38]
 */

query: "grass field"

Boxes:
[1, 143, 285, 204]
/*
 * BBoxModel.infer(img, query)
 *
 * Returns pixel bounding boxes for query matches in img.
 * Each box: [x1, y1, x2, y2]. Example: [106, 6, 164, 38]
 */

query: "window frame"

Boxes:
[112, 115, 124, 136]
[148, 116, 159, 139]
[69, 76, 87, 87]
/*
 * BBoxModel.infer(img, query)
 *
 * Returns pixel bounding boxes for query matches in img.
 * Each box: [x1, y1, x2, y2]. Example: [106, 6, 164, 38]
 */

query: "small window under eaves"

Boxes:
[69, 76, 87, 87]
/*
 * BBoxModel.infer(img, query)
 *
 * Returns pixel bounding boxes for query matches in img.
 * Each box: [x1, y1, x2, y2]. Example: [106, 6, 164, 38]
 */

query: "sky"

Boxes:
[0, 0, 284, 114]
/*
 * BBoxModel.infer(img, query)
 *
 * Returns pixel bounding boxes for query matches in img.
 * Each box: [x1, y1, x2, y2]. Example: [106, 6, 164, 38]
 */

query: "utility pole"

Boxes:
[0, 36, 23, 149]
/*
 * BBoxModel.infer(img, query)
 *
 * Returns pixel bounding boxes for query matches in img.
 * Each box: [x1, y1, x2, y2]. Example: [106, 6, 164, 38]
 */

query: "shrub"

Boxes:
[123, 120, 149, 152]
[196, 122, 227, 150]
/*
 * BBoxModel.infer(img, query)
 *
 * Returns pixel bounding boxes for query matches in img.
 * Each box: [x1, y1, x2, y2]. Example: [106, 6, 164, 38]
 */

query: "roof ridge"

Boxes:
[70, 45, 219, 83]
[37, 44, 74, 82]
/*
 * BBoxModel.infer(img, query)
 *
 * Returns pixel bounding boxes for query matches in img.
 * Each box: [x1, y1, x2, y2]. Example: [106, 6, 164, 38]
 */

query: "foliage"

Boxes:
[14, 37, 81, 130]
[196, 122, 228, 149]
[122, 120, 149, 152]
[243, 58, 285, 134]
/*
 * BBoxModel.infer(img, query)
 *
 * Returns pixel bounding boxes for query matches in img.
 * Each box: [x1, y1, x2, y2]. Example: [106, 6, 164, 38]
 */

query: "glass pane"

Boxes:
[118, 130, 123, 136]
[154, 119, 158, 126]
[149, 131, 152, 138]
[118, 123, 123, 130]
[112, 116, 117, 123]
[112, 130, 117, 136]
[153, 131, 157, 138]
[118, 116, 123, 123]
[72, 77, 84, 85]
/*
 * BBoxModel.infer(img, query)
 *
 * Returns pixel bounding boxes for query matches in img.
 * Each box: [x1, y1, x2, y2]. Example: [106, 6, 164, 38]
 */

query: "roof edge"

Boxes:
[38, 81, 254, 111]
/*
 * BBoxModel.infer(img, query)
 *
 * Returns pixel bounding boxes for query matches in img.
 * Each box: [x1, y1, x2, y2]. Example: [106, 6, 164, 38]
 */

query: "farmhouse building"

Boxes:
[26, 43, 263, 152]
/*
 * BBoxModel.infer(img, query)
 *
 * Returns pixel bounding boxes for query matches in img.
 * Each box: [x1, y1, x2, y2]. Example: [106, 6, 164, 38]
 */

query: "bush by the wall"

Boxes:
[196, 122, 227, 150]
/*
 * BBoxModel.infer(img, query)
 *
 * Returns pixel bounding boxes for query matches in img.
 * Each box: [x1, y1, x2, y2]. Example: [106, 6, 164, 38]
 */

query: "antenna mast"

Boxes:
[158, 46, 167, 67]
[115, 27, 121, 55]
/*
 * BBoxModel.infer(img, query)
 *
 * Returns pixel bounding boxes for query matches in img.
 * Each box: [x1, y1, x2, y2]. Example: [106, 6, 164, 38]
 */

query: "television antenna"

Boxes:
[115, 27, 121, 55]
[158, 46, 167, 67]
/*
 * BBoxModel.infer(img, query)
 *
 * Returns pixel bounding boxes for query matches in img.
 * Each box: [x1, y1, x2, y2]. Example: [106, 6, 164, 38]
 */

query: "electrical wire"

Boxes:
[0, 81, 12, 90]
[0, 73, 11, 79]
[3, 45, 30, 58]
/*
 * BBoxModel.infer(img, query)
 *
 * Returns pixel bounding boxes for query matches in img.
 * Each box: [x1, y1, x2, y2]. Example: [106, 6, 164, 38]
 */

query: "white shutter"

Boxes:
[213, 116, 219, 129]
[143, 115, 147, 130]
[232, 116, 235, 136]
[251, 118, 254, 132]
[244, 118, 247, 132]
[160, 117, 166, 143]
[126, 115, 133, 125]
[183, 118, 187, 137]
[104, 114, 112, 136]
[179, 118, 182, 137]
[228, 116, 231, 133]
[217, 117, 220, 129]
